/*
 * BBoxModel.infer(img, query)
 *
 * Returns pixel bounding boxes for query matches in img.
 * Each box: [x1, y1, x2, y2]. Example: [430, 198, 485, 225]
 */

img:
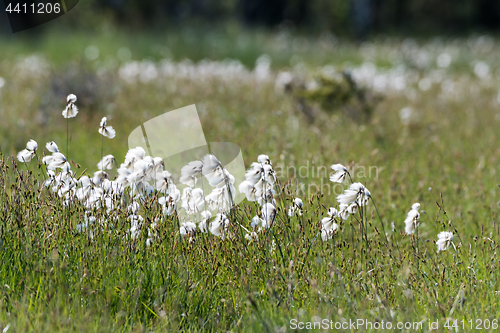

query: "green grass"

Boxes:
[1, 30, 500, 332]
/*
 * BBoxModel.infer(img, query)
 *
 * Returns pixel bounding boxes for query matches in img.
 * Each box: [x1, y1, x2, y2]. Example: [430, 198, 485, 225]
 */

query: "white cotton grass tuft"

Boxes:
[127, 201, 140, 215]
[67, 94, 77, 104]
[62, 94, 78, 118]
[28, 129, 197, 240]
[146, 220, 160, 246]
[329, 164, 349, 184]
[46, 141, 59, 153]
[180, 160, 203, 187]
[180, 221, 197, 236]
[288, 197, 303, 216]
[238, 180, 258, 201]
[97, 155, 115, 170]
[201, 154, 222, 175]
[26, 139, 38, 151]
[337, 184, 361, 205]
[261, 202, 276, 226]
[153, 157, 164, 173]
[338, 204, 349, 220]
[209, 213, 230, 237]
[337, 182, 371, 206]
[155, 170, 175, 193]
[23, 137, 289, 245]
[321, 207, 339, 241]
[45, 152, 68, 170]
[17, 139, 38, 163]
[181, 187, 205, 214]
[128, 214, 144, 239]
[198, 210, 212, 232]
[92, 170, 108, 186]
[257, 154, 272, 165]
[404, 202, 420, 234]
[321, 226, 339, 241]
[98, 117, 116, 139]
[18, 140, 38, 160]
[201, 154, 235, 189]
[205, 185, 235, 213]
[347, 202, 359, 214]
[123, 147, 146, 166]
[251, 215, 265, 229]
[261, 190, 277, 206]
[436, 231, 453, 252]
[239, 154, 277, 205]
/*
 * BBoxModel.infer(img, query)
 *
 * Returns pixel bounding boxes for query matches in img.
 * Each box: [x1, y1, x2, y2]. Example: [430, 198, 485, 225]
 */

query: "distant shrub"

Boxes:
[282, 70, 381, 123]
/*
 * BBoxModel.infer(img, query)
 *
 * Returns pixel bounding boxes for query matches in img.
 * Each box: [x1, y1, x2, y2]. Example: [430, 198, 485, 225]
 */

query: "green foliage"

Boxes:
[2, 152, 500, 331]
[291, 71, 381, 123]
[1, 31, 500, 331]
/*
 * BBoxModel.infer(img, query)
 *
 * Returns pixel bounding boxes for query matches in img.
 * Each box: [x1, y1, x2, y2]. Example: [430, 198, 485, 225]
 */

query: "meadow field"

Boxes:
[1, 30, 500, 332]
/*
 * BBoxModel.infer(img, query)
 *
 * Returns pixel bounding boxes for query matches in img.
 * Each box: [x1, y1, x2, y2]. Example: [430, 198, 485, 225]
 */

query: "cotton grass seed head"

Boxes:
[404, 209, 420, 234]
[209, 213, 230, 237]
[62, 94, 78, 118]
[97, 155, 115, 170]
[288, 197, 304, 216]
[99, 117, 116, 139]
[46, 141, 59, 153]
[321, 221, 339, 241]
[337, 182, 370, 206]
[180, 160, 203, 187]
[257, 154, 272, 165]
[67, 94, 77, 104]
[329, 164, 348, 184]
[17, 139, 38, 163]
[26, 139, 38, 151]
[436, 231, 453, 252]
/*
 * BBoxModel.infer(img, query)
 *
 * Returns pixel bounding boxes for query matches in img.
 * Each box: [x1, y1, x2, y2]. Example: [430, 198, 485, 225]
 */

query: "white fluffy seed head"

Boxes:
[100, 117, 107, 127]
[46, 141, 59, 153]
[327, 207, 337, 217]
[404, 209, 420, 234]
[436, 231, 453, 252]
[294, 197, 303, 208]
[97, 155, 115, 170]
[330, 164, 347, 172]
[98, 117, 116, 139]
[257, 154, 272, 165]
[67, 94, 77, 104]
[26, 139, 38, 151]
[17, 149, 34, 163]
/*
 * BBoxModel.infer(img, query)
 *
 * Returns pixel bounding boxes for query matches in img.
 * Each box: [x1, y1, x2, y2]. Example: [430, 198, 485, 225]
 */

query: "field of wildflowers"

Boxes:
[1, 31, 500, 331]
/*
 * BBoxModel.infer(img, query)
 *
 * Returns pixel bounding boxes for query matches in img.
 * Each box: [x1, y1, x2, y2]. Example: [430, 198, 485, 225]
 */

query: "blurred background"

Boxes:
[3, 0, 500, 37]
[0, 0, 499, 196]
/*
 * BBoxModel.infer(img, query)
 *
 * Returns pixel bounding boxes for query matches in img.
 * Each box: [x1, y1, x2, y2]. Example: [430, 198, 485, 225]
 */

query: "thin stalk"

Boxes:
[347, 171, 354, 184]
[66, 116, 70, 228]
[100, 134, 103, 173]
[66, 117, 69, 162]
[34, 153, 46, 181]
[297, 232, 320, 280]
[371, 198, 389, 245]
[416, 227, 419, 271]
